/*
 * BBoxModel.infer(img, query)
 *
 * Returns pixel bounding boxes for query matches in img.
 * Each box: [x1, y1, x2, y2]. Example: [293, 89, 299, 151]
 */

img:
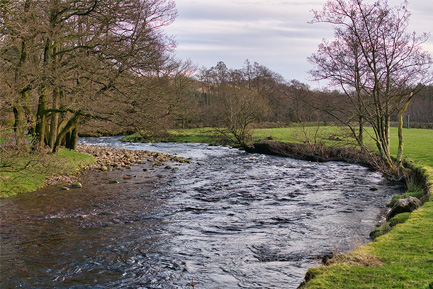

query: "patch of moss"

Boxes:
[388, 212, 411, 227]
[387, 190, 425, 207]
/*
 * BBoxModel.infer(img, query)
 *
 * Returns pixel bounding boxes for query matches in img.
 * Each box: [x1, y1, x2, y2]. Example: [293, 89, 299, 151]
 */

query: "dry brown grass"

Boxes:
[325, 250, 385, 267]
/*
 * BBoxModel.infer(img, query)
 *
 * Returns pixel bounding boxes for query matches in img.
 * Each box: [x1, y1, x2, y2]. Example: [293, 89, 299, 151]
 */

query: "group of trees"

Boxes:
[193, 61, 277, 146]
[308, 0, 433, 169]
[1, 0, 190, 152]
[1, 0, 432, 172]
[189, 60, 334, 147]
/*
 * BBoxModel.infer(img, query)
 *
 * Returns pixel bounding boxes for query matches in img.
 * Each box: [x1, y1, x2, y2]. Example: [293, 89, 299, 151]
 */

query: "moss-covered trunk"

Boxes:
[33, 92, 48, 150]
[12, 103, 26, 147]
[48, 88, 60, 149]
[396, 93, 414, 168]
[52, 114, 81, 153]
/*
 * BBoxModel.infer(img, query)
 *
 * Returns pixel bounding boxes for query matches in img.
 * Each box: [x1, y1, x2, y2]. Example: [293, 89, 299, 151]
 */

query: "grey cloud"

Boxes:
[166, 0, 433, 85]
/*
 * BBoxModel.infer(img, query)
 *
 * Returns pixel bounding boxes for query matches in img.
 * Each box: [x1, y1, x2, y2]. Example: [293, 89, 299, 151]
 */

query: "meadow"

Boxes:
[125, 126, 433, 167]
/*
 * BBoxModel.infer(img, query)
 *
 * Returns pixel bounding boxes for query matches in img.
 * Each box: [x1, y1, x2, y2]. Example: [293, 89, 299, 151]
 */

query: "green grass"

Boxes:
[121, 127, 219, 143]
[303, 197, 433, 289]
[141, 126, 432, 167]
[0, 148, 95, 197]
[388, 128, 433, 168]
[252, 126, 433, 167]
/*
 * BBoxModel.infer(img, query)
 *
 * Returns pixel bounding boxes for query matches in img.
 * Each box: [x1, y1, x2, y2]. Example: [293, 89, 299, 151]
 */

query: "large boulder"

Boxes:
[387, 196, 421, 220]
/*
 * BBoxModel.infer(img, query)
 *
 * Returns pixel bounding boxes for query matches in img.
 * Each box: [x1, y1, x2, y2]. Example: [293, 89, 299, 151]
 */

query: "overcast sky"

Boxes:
[164, 0, 433, 88]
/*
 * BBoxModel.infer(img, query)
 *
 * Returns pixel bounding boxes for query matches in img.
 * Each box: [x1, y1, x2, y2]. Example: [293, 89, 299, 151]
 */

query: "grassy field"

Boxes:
[0, 148, 95, 197]
[253, 126, 433, 167]
[129, 126, 433, 167]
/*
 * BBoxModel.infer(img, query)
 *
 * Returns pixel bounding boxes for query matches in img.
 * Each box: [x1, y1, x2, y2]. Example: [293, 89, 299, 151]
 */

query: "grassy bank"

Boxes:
[126, 126, 433, 288]
[253, 127, 433, 288]
[125, 126, 433, 165]
[301, 168, 433, 289]
[0, 148, 95, 197]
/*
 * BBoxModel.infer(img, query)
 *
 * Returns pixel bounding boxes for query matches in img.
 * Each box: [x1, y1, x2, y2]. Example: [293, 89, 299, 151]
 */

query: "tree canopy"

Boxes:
[309, 0, 433, 170]
[1, 0, 178, 151]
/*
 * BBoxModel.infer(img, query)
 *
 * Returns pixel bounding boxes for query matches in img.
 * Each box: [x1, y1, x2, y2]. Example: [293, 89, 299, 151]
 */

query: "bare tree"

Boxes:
[197, 61, 271, 147]
[309, 0, 433, 170]
[1, 0, 178, 152]
[114, 59, 197, 140]
[214, 84, 269, 147]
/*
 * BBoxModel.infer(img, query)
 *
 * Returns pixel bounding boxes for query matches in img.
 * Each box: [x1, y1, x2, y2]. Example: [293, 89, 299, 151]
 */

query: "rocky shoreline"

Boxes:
[46, 145, 189, 187]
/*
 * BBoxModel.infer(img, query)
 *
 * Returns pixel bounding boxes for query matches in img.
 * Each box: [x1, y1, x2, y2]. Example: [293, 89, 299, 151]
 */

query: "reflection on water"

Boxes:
[0, 138, 404, 288]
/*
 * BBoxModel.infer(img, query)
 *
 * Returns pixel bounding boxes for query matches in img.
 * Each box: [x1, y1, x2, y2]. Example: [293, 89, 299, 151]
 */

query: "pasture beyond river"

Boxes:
[0, 137, 404, 288]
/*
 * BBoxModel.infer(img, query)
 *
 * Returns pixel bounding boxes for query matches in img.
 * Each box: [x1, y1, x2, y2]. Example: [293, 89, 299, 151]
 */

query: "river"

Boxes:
[0, 137, 404, 288]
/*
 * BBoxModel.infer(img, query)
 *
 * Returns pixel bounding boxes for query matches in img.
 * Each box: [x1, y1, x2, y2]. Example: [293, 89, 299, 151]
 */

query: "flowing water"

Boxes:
[0, 137, 404, 288]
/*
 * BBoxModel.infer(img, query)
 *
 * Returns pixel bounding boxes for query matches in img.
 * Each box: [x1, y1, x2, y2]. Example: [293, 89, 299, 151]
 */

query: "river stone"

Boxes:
[387, 196, 421, 220]
[71, 182, 82, 189]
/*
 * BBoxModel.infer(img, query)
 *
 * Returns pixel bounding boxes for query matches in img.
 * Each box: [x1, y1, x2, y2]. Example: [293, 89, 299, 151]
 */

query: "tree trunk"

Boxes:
[396, 93, 414, 168]
[23, 91, 35, 135]
[33, 92, 47, 150]
[52, 114, 81, 153]
[358, 115, 364, 149]
[48, 88, 60, 149]
[13, 104, 26, 147]
[66, 126, 79, 150]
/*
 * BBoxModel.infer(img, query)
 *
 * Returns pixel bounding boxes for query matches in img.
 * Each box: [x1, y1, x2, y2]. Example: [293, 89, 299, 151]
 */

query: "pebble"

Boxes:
[71, 182, 82, 188]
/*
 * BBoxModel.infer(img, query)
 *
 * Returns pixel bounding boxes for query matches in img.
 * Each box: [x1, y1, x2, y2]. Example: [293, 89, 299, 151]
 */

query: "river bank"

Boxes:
[243, 140, 432, 288]
[0, 143, 189, 197]
[298, 164, 433, 288]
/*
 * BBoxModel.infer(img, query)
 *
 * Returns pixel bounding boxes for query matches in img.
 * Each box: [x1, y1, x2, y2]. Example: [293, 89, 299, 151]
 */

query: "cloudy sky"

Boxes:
[164, 0, 433, 87]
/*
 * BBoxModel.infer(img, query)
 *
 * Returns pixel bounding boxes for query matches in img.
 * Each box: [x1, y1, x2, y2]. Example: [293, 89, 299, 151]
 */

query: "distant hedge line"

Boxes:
[390, 122, 433, 129]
